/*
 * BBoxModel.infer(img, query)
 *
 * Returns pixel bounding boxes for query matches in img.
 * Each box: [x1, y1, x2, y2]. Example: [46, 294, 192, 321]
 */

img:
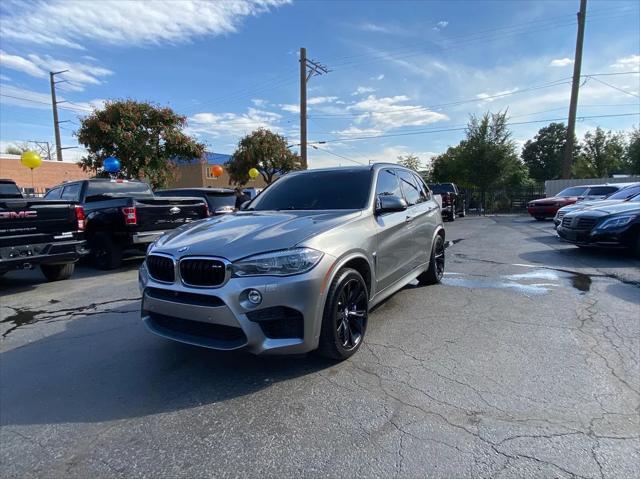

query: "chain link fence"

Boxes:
[460, 185, 545, 215]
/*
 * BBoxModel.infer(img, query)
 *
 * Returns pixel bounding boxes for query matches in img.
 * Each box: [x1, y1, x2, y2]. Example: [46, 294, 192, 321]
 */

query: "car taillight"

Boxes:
[122, 206, 137, 225]
[75, 205, 85, 231]
[442, 193, 451, 205]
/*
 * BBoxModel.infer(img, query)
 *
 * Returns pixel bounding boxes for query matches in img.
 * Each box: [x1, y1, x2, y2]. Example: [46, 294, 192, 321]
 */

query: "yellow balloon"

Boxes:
[248, 167, 259, 179]
[21, 151, 42, 169]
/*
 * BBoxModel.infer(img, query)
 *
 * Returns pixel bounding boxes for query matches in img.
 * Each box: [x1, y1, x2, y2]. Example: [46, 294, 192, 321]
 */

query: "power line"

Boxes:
[588, 76, 640, 98]
[310, 145, 364, 165]
[308, 112, 639, 145]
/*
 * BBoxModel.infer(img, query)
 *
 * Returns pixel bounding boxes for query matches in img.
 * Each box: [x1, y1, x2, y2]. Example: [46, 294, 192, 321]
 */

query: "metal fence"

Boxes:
[545, 177, 640, 196]
[460, 185, 546, 215]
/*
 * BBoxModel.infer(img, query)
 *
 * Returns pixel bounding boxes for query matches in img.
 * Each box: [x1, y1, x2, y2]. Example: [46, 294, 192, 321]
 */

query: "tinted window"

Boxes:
[376, 169, 402, 198]
[428, 183, 455, 194]
[206, 192, 236, 208]
[585, 186, 618, 196]
[0, 181, 23, 198]
[250, 169, 372, 210]
[557, 186, 589, 197]
[44, 187, 62, 199]
[608, 185, 640, 199]
[398, 170, 421, 205]
[413, 173, 429, 202]
[61, 183, 81, 200]
[85, 181, 153, 200]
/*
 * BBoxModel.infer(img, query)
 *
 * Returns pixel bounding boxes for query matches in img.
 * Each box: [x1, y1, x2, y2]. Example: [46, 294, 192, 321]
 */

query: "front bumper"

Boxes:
[139, 254, 335, 355]
[527, 205, 559, 217]
[0, 239, 87, 272]
[131, 230, 166, 244]
[556, 225, 632, 248]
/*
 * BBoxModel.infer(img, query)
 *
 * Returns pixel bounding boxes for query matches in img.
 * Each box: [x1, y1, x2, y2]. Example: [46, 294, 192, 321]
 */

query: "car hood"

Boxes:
[559, 199, 625, 213]
[567, 201, 640, 218]
[152, 210, 362, 260]
[529, 196, 576, 205]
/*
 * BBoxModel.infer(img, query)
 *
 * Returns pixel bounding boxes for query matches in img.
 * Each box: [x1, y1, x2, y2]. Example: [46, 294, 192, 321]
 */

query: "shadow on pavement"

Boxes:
[519, 246, 639, 269]
[0, 304, 334, 427]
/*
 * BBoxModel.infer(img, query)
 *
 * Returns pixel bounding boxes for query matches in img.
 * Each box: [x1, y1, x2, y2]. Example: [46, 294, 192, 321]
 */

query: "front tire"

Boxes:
[317, 268, 368, 360]
[418, 234, 445, 285]
[41, 263, 75, 281]
[90, 233, 122, 270]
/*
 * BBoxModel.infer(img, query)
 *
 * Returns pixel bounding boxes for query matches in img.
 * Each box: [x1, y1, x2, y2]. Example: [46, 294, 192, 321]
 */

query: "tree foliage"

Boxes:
[573, 127, 626, 178]
[397, 154, 422, 171]
[521, 122, 578, 182]
[226, 129, 301, 185]
[430, 111, 530, 190]
[76, 100, 205, 189]
[4, 142, 30, 155]
[625, 127, 640, 175]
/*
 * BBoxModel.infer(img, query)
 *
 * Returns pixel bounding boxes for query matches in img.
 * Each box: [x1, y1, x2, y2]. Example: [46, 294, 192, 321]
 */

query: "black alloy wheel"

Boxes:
[417, 234, 445, 285]
[318, 268, 369, 360]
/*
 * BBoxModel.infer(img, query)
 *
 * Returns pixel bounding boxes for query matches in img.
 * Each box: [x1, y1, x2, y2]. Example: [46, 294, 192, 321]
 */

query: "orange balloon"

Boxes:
[211, 165, 223, 177]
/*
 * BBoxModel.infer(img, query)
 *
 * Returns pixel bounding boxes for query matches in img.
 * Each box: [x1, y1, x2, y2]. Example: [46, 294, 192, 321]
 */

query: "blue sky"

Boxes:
[0, 0, 638, 168]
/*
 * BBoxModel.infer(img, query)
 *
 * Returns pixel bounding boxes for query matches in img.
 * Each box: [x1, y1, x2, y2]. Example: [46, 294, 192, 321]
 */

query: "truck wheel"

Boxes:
[459, 205, 466, 217]
[418, 234, 445, 285]
[91, 234, 122, 270]
[450, 208, 456, 221]
[317, 268, 368, 361]
[41, 263, 75, 281]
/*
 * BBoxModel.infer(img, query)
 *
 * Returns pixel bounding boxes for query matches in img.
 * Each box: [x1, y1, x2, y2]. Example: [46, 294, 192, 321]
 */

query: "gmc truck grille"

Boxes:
[147, 255, 175, 283]
[180, 258, 227, 287]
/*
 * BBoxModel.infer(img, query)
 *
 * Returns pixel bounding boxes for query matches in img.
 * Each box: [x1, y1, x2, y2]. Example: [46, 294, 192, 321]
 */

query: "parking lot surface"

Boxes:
[1, 216, 639, 478]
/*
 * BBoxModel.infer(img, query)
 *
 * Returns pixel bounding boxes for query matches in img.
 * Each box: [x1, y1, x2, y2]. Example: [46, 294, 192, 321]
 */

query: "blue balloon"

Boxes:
[103, 156, 121, 173]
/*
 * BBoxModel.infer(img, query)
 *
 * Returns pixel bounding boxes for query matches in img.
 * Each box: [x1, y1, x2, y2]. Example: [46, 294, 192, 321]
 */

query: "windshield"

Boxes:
[557, 186, 589, 197]
[85, 181, 153, 200]
[249, 169, 372, 211]
[206, 192, 236, 208]
[607, 185, 640, 200]
[0, 182, 22, 198]
[428, 184, 455, 194]
[585, 186, 618, 196]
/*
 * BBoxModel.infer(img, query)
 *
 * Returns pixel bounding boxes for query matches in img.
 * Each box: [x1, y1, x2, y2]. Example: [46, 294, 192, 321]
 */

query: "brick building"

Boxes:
[0, 155, 91, 194]
[169, 153, 269, 189]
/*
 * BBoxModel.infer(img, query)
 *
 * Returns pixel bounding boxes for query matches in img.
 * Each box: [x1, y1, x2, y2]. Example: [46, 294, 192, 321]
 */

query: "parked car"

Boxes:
[155, 187, 236, 215]
[1, 179, 87, 281]
[529, 184, 632, 220]
[556, 194, 640, 255]
[44, 179, 208, 270]
[243, 187, 263, 200]
[139, 164, 445, 360]
[427, 183, 465, 220]
[554, 183, 640, 227]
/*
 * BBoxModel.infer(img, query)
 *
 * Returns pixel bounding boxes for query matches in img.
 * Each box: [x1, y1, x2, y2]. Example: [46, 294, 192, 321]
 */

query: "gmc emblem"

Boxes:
[0, 211, 38, 219]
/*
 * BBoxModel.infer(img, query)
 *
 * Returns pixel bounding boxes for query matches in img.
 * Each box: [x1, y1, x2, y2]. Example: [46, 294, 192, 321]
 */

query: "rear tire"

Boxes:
[41, 263, 75, 281]
[459, 204, 466, 217]
[534, 216, 545, 221]
[90, 233, 122, 270]
[317, 268, 368, 361]
[418, 234, 445, 285]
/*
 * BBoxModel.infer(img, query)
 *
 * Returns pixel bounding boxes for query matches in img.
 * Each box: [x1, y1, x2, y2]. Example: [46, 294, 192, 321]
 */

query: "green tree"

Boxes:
[575, 127, 626, 178]
[625, 127, 640, 174]
[521, 122, 578, 182]
[430, 144, 466, 184]
[397, 154, 422, 171]
[227, 129, 301, 185]
[77, 100, 205, 189]
[4, 142, 30, 155]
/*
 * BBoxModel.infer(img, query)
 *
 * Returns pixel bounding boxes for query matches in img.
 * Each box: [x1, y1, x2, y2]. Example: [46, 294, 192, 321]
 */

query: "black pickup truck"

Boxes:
[1, 179, 87, 281]
[428, 183, 466, 221]
[45, 179, 208, 270]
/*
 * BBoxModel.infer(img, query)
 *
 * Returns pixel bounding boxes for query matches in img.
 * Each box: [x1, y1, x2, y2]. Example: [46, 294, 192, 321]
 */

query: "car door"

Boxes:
[397, 170, 431, 270]
[374, 168, 415, 292]
[413, 173, 439, 263]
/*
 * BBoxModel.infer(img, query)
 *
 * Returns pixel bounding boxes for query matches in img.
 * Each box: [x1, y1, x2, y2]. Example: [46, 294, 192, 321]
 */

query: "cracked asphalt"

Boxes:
[1, 216, 639, 478]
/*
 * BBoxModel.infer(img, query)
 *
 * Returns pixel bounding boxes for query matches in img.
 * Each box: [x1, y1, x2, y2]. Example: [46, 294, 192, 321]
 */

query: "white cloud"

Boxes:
[0, 51, 113, 91]
[352, 86, 376, 96]
[549, 58, 573, 67]
[0, 74, 10, 81]
[187, 107, 282, 138]
[356, 22, 394, 34]
[251, 98, 268, 107]
[0, 0, 291, 49]
[372, 74, 385, 81]
[343, 95, 449, 133]
[307, 96, 338, 105]
[309, 145, 438, 169]
[433, 20, 449, 31]
[279, 104, 299, 114]
[610, 54, 640, 70]
[331, 126, 384, 138]
[476, 88, 519, 104]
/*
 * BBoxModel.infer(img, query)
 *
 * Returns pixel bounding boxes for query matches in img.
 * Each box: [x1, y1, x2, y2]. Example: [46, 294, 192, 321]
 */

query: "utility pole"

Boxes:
[50, 70, 69, 162]
[299, 47, 329, 169]
[562, 0, 587, 179]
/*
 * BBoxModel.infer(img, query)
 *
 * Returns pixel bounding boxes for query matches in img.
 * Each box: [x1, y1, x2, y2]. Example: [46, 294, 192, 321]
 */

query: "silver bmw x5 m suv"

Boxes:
[139, 164, 445, 360]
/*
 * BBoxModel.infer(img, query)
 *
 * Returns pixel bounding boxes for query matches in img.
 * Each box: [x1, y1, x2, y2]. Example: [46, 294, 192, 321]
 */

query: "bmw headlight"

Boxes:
[597, 215, 635, 230]
[232, 248, 324, 277]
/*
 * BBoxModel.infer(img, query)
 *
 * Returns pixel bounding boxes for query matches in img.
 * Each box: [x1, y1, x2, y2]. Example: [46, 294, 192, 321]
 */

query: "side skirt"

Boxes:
[369, 262, 429, 309]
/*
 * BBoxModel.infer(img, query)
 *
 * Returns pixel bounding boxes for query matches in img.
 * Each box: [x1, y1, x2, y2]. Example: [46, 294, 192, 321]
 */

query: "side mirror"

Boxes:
[376, 195, 407, 214]
[239, 201, 251, 210]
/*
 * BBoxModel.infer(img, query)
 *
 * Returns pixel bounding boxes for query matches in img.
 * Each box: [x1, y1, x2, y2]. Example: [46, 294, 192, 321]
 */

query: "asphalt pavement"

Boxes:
[1, 216, 639, 478]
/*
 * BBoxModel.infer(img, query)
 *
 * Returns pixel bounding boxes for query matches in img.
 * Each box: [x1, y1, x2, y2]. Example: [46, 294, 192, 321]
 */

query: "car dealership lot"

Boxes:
[1, 216, 638, 478]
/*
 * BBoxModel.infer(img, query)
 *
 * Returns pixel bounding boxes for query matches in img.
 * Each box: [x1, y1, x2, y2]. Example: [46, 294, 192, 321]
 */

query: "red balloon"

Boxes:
[211, 165, 223, 177]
